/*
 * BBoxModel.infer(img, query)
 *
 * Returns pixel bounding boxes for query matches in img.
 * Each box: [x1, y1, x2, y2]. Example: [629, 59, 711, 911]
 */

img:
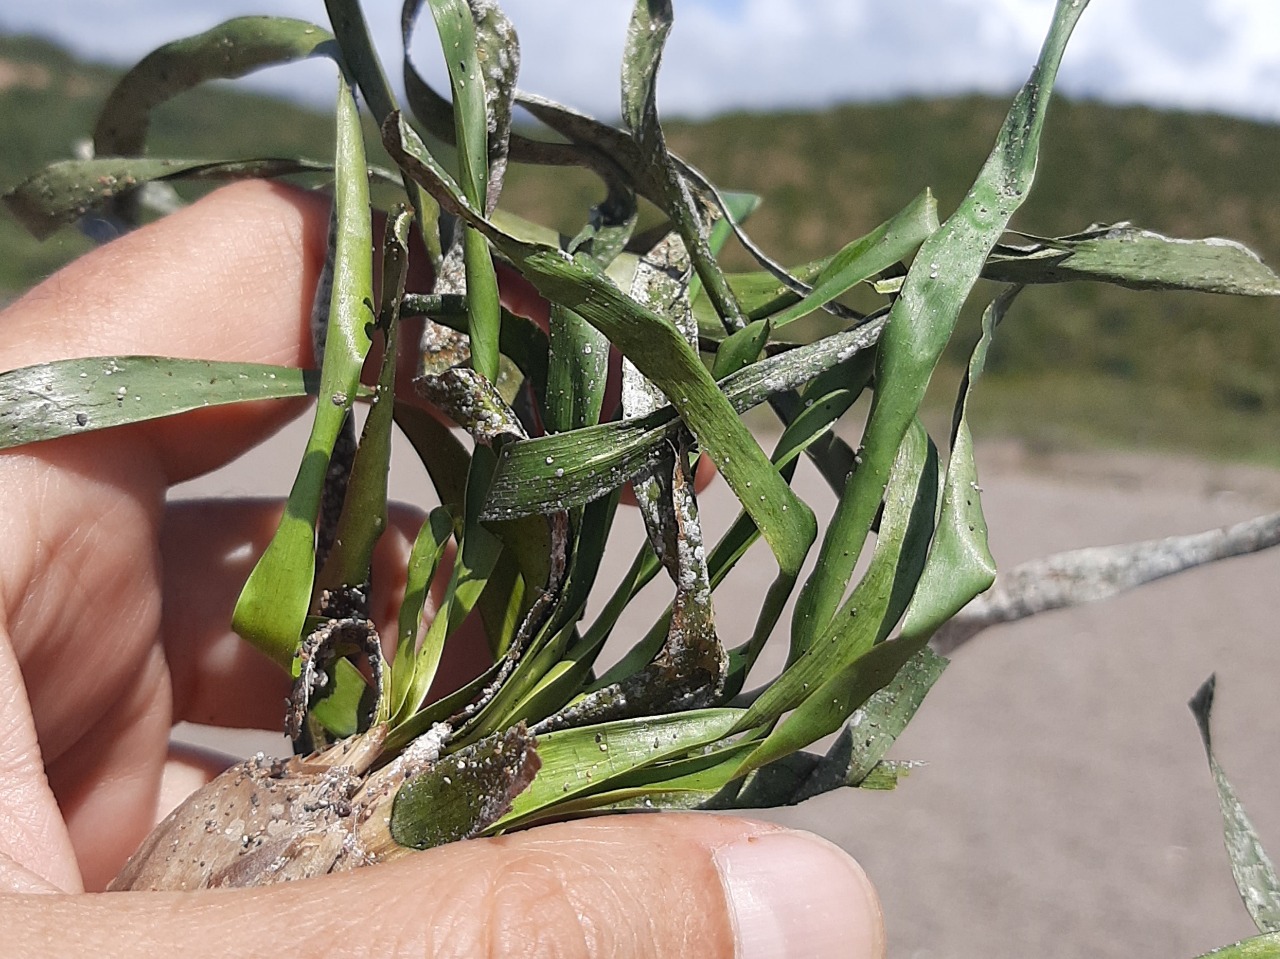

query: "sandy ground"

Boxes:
[173, 425, 1280, 959]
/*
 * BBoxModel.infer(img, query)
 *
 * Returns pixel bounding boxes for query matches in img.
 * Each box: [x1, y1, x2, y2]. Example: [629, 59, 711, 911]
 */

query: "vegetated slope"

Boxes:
[0, 34, 339, 295]
[2, 33, 1278, 461]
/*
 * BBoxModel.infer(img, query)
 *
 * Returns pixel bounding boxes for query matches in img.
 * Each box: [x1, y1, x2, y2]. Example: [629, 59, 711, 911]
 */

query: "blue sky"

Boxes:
[2, 1, 1278, 123]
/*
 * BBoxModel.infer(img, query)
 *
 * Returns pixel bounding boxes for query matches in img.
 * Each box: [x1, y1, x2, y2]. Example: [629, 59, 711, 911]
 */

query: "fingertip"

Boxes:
[714, 829, 886, 959]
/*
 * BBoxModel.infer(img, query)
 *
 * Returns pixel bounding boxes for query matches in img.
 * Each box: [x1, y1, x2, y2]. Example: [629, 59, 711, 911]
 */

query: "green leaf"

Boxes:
[791, 0, 1089, 650]
[712, 319, 770, 380]
[395, 445, 504, 723]
[1191, 676, 1280, 935]
[1195, 934, 1280, 959]
[390, 725, 540, 850]
[546, 305, 610, 432]
[736, 286, 1005, 773]
[92, 17, 335, 156]
[491, 708, 745, 830]
[417, 0, 504, 382]
[622, 0, 747, 334]
[232, 80, 375, 668]
[316, 205, 414, 596]
[985, 224, 1280, 296]
[785, 646, 945, 802]
[765, 188, 938, 328]
[4, 157, 334, 240]
[734, 290, 1003, 768]
[732, 421, 937, 769]
[323, 1, 395, 121]
[715, 388, 869, 695]
[0, 357, 318, 450]
[665, 651, 945, 812]
[384, 115, 817, 579]
[535, 745, 756, 815]
[323, 0, 443, 266]
[389, 507, 455, 720]
[481, 317, 885, 521]
[693, 257, 828, 335]
[897, 289, 1011, 640]
[688, 190, 761, 308]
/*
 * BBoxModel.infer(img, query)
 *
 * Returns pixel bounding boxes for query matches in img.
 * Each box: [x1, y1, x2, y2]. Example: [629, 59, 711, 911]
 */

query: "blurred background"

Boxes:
[3, 2, 1280, 956]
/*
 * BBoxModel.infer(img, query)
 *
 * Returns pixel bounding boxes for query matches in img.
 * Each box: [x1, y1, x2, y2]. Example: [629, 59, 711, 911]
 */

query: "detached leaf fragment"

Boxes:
[1190, 676, 1280, 935]
[1195, 934, 1280, 959]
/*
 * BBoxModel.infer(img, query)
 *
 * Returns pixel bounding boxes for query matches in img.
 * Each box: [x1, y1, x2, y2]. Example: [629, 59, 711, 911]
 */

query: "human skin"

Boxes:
[0, 180, 884, 958]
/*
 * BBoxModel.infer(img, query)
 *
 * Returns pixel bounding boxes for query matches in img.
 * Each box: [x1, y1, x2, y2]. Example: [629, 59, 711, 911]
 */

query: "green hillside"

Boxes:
[2, 33, 1278, 462]
[0, 34, 340, 293]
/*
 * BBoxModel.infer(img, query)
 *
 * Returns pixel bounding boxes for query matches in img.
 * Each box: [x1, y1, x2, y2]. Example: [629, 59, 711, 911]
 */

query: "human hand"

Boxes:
[0, 181, 884, 957]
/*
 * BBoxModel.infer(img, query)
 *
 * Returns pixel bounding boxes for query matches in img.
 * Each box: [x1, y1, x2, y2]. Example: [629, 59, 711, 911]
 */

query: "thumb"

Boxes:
[4, 814, 884, 958]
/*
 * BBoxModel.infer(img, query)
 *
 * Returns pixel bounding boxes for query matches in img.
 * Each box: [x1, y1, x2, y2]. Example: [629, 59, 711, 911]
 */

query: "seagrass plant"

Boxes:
[5, 0, 1280, 934]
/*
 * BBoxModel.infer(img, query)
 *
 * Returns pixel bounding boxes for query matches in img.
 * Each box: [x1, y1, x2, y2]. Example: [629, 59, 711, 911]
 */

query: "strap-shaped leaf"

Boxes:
[897, 289, 1011, 640]
[547, 298, 611, 425]
[481, 316, 885, 520]
[622, 0, 746, 334]
[0, 357, 318, 450]
[766, 189, 939, 329]
[985, 224, 1280, 295]
[232, 80, 375, 668]
[736, 282, 1009, 773]
[718, 646, 944, 809]
[712, 320, 771, 381]
[410, 0, 505, 382]
[316, 205, 414, 597]
[693, 256, 835, 337]
[384, 115, 817, 580]
[792, 0, 1089, 650]
[388, 507, 454, 721]
[93, 17, 335, 156]
[402, 0, 518, 213]
[4, 157, 333, 240]
[732, 420, 937, 767]
[784, 647, 945, 803]
[1191, 676, 1280, 935]
[542, 126, 639, 432]
[490, 708, 744, 831]
[520, 743, 756, 817]
[466, 0, 520, 206]
[393, 446, 504, 725]
[322, 0, 444, 268]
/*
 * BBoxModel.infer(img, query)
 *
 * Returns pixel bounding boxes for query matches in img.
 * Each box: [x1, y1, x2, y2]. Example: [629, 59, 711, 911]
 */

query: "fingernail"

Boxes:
[713, 830, 885, 959]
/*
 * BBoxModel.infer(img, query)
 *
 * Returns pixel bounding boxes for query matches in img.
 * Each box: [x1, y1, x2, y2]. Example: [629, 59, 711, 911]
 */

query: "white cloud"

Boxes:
[1, 0, 1277, 123]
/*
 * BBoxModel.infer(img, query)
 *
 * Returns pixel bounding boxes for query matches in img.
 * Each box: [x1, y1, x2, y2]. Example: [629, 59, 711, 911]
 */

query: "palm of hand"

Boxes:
[0, 181, 331, 892]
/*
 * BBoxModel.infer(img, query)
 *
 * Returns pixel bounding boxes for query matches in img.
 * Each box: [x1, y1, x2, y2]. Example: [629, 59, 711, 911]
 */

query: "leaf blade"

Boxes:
[232, 80, 375, 668]
[0, 357, 317, 450]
